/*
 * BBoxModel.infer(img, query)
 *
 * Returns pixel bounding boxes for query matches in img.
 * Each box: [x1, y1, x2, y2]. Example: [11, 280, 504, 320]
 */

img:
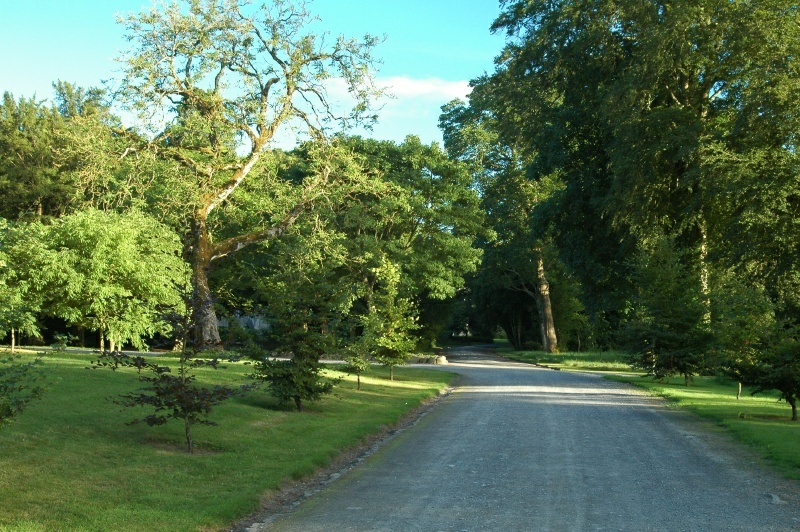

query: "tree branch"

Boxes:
[208, 204, 306, 261]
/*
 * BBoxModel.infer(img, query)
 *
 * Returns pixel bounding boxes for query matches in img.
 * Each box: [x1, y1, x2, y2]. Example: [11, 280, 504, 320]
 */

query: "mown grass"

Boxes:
[494, 346, 633, 372]
[609, 374, 800, 479]
[0, 351, 454, 531]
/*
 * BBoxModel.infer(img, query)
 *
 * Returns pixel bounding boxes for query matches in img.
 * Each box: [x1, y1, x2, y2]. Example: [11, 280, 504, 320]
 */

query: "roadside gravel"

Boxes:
[241, 348, 800, 531]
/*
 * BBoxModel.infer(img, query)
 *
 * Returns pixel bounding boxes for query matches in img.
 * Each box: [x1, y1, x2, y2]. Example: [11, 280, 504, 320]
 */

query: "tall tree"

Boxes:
[0, 220, 54, 351]
[0, 82, 112, 220]
[334, 136, 484, 307]
[0, 93, 68, 220]
[111, 0, 382, 348]
[620, 234, 711, 384]
[473, 0, 800, 347]
[440, 99, 586, 351]
[211, 136, 484, 354]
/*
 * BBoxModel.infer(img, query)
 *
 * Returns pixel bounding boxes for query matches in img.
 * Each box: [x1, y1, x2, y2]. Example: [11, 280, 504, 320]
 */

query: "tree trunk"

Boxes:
[10, 328, 15, 353]
[536, 255, 558, 353]
[99, 329, 104, 351]
[185, 413, 194, 454]
[389, 364, 394, 381]
[737, 382, 742, 400]
[791, 397, 798, 421]
[191, 216, 222, 349]
[699, 221, 711, 326]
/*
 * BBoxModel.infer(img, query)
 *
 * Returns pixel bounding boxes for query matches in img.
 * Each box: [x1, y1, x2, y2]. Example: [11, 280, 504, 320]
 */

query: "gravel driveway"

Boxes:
[248, 348, 800, 531]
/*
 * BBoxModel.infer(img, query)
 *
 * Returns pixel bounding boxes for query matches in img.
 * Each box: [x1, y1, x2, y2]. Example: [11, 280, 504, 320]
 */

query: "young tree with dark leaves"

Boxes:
[92, 350, 249, 453]
[0, 354, 46, 428]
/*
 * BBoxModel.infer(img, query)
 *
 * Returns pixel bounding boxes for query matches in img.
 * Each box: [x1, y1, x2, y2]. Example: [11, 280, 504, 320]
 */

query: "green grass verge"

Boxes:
[0, 352, 454, 531]
[609, 374, 800, 479]
[494, 346, 633, 372]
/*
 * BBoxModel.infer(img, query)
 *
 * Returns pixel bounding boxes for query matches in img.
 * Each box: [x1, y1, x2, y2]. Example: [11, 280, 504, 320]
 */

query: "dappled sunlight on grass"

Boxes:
[494, 348, 634, 372]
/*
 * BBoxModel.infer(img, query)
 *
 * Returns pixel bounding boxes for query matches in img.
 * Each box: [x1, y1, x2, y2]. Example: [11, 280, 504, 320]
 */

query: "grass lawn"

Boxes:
[0, 351, 454, 531]
[609, 374, 800, 479]
[494, 346, 633, 372]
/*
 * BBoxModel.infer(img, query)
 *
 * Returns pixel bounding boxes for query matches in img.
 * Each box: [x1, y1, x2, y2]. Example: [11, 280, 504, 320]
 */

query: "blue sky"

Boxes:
[0, 0, 506, 146]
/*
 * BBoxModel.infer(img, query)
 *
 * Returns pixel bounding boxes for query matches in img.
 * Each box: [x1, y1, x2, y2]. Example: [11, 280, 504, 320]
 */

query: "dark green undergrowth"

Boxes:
[495, 347, 633, 372]
[610, 374, 800, 479]
[0, 352, 454, 531]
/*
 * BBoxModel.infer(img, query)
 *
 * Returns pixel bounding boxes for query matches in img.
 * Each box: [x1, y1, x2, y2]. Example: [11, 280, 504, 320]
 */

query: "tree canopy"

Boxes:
[102, 0, 385, 348]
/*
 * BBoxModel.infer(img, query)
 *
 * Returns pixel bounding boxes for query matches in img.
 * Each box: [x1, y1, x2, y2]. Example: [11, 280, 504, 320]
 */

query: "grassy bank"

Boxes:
[0, 352, 454, 531]
[494, 346, 633, 372]
[610, 374, 800, 479]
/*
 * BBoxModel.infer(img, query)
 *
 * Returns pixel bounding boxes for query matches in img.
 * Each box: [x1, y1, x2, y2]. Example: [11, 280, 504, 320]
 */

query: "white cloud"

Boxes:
[380, 76, 471, 101]
[363, 77, 470, 144]
[270, 76, 472, 149]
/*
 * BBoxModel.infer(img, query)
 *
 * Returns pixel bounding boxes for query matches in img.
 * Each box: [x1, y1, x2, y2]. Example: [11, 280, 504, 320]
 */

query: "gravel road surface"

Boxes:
[249, 348, 800, 531]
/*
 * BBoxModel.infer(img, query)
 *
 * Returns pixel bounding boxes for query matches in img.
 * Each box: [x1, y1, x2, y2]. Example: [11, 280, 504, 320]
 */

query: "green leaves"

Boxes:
[250, 357, 337, 412]
[44, 209, 190, 350]
[0, 92, 70, 220]
[0, 219, 54, 344]
[0, 354, 46, 428]
[619, 234, 711, 381]
[92, 350, 249, 452]
[464, 0, 800, 353]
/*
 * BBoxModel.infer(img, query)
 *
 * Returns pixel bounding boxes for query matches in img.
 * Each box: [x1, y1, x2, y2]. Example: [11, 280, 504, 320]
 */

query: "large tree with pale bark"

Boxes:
[112, 0, 383, 348]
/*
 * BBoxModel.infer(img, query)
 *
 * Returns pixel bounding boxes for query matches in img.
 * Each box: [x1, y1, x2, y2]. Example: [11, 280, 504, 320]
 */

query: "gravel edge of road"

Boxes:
[228, 379, 459, 532]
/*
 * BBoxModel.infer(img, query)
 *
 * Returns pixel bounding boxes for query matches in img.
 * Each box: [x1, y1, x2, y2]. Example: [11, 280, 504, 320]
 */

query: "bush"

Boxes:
[251, 357, 338, 411]
[90, 350, 250, 453]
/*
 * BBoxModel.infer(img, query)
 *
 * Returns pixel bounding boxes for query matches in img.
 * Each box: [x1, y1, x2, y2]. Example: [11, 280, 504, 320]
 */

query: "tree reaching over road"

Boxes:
[439, 99, 587, 351]
[460, 0, 800, 354]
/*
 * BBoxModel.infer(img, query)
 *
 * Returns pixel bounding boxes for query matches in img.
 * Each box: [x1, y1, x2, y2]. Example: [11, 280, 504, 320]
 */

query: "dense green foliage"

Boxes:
[211, 136, 483, 401]
[45, 209, 190, 351]
[1, 1, 482, 413]
[1, 2, 800, 522]
[0, 220, 51, 348]
[108, 0, 385, 349]
[1, 1, 800, 529]
[443, 0, 800, 415]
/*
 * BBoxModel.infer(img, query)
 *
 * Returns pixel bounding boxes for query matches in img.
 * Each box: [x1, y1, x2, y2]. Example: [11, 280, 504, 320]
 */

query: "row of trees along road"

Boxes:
[3, 0, 800, 421]
[444, 0, 800, 417]
[0, 0, 484, 418]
